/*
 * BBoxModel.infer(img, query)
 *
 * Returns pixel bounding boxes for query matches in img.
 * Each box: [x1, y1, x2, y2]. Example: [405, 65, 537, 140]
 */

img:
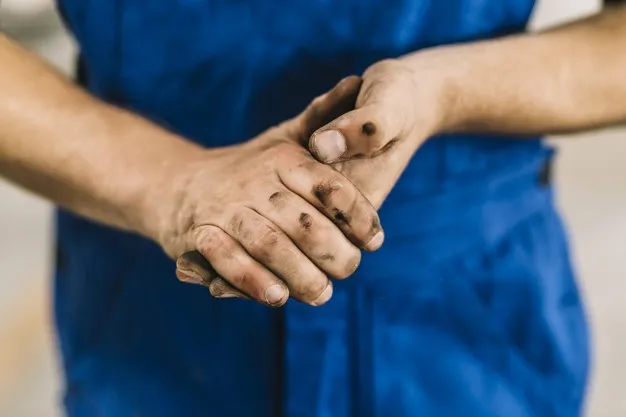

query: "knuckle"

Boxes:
[312, 176, 345, 206]
[255, 138, 292, 161]
[294, 218, 333, 252]
[268, 190, 290, 209]
[349, 219, 376, 246]
[295, 222, 360, 278]
[229, 255, 256, 279]
[275, 145, 313, 170]
[246, 276, 272, 300]
[299, 278, 328, 301]
[269, 140, 295, 156]
[297, 212, 314, 231]
[375, 58, 397, 68]
[327, 176, 346, 190]
[338, 202, 379, 247]
[229, 271, 252, 289]
[294, 213, 325, 244]
[295, 158, 318, 170]
[332, 249, 362, 280]
[365, 58, 401, 77]
[227, 210, 253, 242]
[284, 264, 325, 299]
[196, 226, 224, 258]
[351, 212, 382, 245]
[249, 224, 281, 256]
[227, 270, 265, 301]
[332, 207, 353, 226]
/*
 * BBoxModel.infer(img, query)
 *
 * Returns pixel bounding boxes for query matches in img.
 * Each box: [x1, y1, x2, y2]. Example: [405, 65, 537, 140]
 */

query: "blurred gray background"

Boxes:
[0, 0, 624, 416]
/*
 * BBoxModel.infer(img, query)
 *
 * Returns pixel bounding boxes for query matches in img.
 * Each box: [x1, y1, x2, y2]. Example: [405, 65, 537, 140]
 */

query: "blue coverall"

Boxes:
[54, 1, 590, 416]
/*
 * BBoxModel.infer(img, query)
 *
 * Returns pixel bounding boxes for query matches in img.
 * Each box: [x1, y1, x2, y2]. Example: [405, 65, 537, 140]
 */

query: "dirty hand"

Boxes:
[168, 98, 384, 307]
[308, 58, 452, 208]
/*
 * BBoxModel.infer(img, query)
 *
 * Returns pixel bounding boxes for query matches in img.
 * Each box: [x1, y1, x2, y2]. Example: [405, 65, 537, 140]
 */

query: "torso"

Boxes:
[52, 3, 569, 416]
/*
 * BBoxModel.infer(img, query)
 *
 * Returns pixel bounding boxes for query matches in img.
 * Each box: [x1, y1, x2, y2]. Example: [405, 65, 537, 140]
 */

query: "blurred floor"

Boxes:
[1, 1, 625, 416]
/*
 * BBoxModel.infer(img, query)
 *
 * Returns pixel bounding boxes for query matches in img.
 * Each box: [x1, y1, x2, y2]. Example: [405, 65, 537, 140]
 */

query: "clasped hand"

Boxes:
[170, 58, 447, 306]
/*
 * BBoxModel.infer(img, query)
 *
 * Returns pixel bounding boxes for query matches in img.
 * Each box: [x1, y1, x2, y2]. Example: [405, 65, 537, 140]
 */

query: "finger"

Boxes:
[259, 189, 361, 279]
[176, 251, 218, 285]
[194, 225, 290, 307]
[176, 251, 248, 299]
[279, 160, 384, 251]
[223, 208, 334, 306]
[207, 277, 251, 300]
[310, 78, 406, 163]
[297, 75, 363, 145]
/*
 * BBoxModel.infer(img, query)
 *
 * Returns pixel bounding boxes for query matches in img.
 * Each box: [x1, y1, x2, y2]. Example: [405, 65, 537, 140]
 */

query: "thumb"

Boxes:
[309, 77, 406, 163]
[295, 75, 363, 146]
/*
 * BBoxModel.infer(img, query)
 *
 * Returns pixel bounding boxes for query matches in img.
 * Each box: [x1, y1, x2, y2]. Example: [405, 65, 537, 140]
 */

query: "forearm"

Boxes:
[405, 4, 626, 135]
[0, 34, 198, 238]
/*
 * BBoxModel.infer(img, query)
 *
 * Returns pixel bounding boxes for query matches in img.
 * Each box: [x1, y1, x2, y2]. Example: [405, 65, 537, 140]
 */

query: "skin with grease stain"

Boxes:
[173, 81, 384, 306]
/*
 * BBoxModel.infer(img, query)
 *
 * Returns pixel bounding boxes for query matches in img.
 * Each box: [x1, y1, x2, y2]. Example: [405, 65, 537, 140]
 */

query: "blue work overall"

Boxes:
[55, 1, 590, 416]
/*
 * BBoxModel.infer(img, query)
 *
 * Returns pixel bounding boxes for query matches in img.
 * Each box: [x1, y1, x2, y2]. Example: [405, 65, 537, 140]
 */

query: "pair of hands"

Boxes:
[159, 58, 448, 307]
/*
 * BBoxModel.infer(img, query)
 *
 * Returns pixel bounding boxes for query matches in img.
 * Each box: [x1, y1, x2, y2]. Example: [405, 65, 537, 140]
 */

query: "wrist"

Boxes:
[403, 46, 471, 135]
[116, 125, 207, 254]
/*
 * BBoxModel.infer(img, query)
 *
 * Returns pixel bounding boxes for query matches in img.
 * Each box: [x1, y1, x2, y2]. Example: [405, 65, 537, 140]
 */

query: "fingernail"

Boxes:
[365, 231, 385, 251]
[264, 284, 288, 306]
[311, 284, 333, 307]
[215, 293, 241, 299]
[313, 130, 346, 162]
[177, 269, 205, 286]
